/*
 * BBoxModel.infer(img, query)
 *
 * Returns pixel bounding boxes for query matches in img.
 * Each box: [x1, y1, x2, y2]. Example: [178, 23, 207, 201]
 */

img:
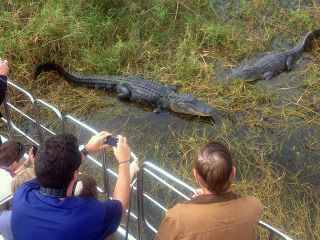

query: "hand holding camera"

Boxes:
[103, 135, 119, 147]
[0, 59, 9, 76]
[113, 136, 131, 165]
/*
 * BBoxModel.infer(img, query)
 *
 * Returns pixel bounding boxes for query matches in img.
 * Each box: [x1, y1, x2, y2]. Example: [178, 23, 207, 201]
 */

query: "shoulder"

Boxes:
[0, 210, 12, 229]
[164, 203, 189, 221]
[15, 179, 38, 193]
[240, 196, 263, 208]
[238, 196, 263, 216]
[79, 198, 122, 217]
[13, 179, 38, 202]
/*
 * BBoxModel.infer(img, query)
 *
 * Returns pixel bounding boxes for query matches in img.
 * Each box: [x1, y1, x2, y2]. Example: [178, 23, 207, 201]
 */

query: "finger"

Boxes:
[97, 132, 112, 141]
[97, 131, 111, 136]
[3, 60, 8, 64]
[117, 136, 124, 146]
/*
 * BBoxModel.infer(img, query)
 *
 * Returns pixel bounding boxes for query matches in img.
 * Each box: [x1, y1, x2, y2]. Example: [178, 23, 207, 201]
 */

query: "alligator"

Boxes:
[35, 62, 218, 119]
[230, 29, 320, 81]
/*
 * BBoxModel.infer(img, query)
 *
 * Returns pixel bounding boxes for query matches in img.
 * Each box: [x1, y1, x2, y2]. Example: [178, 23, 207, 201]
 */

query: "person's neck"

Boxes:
[200, 187, 232, 196]
[58, 179, 77, 200]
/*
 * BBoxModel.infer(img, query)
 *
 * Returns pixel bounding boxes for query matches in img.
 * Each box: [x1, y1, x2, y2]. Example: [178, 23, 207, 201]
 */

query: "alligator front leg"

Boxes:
[116, 85, 131, 100]
[286, 55, 295, 71]
[153, 107, 169, 114]
[263, 71, 275, 81]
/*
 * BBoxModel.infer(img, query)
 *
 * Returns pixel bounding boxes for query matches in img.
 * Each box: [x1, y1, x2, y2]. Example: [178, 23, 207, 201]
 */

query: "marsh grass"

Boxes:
[1, 0, 320, 239]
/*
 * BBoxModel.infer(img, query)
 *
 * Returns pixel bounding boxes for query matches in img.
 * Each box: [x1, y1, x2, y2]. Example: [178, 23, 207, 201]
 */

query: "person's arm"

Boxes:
[80, 131, 110, 162]
[14, 148, 36, 175]
[0, 60, 9, 110]
[129, 161, 139, 182]
[112, 136, 131, 214]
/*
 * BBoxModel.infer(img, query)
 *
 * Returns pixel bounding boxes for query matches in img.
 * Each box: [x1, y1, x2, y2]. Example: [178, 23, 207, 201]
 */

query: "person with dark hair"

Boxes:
[11, 132, 138, 240]
[0, 141, 35, 202]
[156, 141, 263, 240]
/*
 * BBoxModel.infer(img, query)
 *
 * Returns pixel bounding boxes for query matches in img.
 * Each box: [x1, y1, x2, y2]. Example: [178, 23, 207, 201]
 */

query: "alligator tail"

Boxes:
[34, 62, 121, 89]
[293, 29, 320, 52]
[34, 62, 64, 79]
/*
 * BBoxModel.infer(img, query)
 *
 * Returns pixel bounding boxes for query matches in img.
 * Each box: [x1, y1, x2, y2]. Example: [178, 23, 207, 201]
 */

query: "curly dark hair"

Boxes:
[35, 134, 81, 189]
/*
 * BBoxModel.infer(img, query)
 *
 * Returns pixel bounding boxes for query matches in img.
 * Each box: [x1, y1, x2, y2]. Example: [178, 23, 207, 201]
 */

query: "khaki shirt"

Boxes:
[156, 193, 263, 240]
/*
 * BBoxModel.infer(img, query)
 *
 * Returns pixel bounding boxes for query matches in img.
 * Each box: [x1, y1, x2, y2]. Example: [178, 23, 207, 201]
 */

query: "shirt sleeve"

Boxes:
[0, 75, 7, 105]
[155, 210, 180, 240]
[101, 200, 123, 237]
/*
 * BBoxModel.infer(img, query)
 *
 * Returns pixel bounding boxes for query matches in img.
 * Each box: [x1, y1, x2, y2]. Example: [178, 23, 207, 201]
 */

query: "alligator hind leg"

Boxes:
[116, 85, 131, 100]
[164, 84, 178, 92]
[286, 56, 295, 71]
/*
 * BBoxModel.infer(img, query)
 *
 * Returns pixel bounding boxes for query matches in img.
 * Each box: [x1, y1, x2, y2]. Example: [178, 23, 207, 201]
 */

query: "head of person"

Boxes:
[74, 174, 98, 200]
[34, 134, 82, 192]
[0, 141, 26, 172]
[11, 168, 35, 193]
[193, 141, 236, 195]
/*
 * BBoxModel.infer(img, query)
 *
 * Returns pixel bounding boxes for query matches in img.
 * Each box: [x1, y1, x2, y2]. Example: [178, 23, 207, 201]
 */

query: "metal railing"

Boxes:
[0, 79, 293, 240]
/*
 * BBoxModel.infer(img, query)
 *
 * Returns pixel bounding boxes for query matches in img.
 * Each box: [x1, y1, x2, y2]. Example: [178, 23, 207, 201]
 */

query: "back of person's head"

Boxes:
[11, 168, 35, 193]
[194, 141, 234, 194]
[0, 141, 25, 168]
[77, 174, 98, 199]
[35, 134, 81, 189]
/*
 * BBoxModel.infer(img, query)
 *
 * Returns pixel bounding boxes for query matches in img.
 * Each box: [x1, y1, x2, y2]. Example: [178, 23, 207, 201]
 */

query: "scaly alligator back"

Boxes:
[230, 29, 320, 81]
[35, 62, 216, 118]
[35, 62, 174, 103]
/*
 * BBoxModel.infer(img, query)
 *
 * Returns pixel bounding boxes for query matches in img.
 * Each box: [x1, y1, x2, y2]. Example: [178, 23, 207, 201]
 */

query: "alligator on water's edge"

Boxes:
[229, 29, 320, 81]
[35, 63, 219, 121]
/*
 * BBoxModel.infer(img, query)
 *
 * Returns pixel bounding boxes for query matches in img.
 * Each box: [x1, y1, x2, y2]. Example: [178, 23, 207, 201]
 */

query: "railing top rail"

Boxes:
[36, 99, 63, 120]
[64, 114, 98, 135]
[6, 80, 36, 104]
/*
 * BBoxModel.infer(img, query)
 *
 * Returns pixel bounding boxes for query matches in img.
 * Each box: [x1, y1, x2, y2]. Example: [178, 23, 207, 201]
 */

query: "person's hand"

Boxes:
[113, 136, 131, 164]
[130, 161, 139, 181]
[85, 131, 111, 153]
[0, 59, 9, 76]
[28, 147, 36, 166]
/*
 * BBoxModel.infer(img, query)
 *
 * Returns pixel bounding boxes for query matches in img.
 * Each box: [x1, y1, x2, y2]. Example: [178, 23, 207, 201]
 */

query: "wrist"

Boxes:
[118, 160, 130, 165]
[79, 145, 89, 156]
[23, 160, 31, 168]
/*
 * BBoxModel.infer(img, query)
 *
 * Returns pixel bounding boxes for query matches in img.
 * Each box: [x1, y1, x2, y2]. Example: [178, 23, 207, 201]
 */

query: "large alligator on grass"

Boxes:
[230, 29, 320, 81]
[35, 62, 217, 119]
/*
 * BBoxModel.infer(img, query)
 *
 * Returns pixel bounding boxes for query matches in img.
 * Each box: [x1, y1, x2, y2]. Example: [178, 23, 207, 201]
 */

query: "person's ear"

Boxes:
[73, 170, 80, 181]
[232, 166, 236, 177]
[193, 168, 200, 185]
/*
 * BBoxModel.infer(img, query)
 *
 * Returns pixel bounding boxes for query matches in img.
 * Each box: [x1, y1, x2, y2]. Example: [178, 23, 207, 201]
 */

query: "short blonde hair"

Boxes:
[11, 168, 35, 193]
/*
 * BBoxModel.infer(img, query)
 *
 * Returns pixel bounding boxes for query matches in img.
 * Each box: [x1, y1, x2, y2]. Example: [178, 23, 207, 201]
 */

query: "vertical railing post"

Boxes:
[2, 96, 13, 138]
[61, 114, 66, 134]
[136, 167, 144, 240]
[33, 100, 44, 144]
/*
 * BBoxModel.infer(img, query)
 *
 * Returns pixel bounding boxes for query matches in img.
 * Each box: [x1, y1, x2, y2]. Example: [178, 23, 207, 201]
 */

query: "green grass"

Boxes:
[1, 0, 320, 239]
